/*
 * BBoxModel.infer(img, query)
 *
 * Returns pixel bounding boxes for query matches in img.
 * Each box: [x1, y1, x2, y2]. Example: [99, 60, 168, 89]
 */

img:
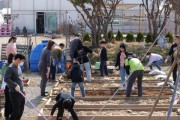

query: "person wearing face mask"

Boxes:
[4, 54, 26, 120]
[6, 36, 17, 57]
[38, 40, 55, 97]
[145, 52, 163, 71]
[0, 53, 14, 120]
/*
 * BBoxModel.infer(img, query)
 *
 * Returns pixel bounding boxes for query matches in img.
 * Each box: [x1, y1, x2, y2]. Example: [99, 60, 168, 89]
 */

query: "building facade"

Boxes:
[10, 0, 79, 34]
[9, 0, 175, 34]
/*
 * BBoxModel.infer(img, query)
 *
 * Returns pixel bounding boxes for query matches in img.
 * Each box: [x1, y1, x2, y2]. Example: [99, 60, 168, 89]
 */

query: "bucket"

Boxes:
[95, 62, 100, 69]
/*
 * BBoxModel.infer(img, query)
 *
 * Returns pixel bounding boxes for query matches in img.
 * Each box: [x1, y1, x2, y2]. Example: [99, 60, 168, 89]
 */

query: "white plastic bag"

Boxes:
[149, 69, 166, 75]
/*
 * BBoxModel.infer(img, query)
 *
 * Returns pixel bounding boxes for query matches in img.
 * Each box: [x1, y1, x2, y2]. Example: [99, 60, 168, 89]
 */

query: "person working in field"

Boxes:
[1, 53, 14, 120]
[6, 36, 17, 57]
[73, 40, 98, 82]
[4, 54, 26, 120]
[115, 43, 129, 90]
[165, 36, 180, 85]
[50, 45, 62, 81]
[99, 40, 108, 77]
[125, 54, 144, 97]
[71, 61, 85, 97]
[145, 52, 163, 71]
[48, 92, 79, 120]
[38, 40, 55, 97]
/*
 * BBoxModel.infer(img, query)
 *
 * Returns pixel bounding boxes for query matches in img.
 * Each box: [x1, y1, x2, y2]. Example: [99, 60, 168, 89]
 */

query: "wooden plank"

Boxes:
[38, 108, 180, 120]
[45, 98, 180, 109]
[50, 88, 173, 100]
[0, 108, 4, 117]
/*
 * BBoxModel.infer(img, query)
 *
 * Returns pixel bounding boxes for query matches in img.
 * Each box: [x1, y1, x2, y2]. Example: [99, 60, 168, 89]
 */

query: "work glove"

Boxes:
[15, 84, 20, 92]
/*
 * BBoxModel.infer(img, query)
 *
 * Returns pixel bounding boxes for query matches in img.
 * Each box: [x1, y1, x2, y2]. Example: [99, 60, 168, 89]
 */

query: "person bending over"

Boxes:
[48, 92, 79, 120]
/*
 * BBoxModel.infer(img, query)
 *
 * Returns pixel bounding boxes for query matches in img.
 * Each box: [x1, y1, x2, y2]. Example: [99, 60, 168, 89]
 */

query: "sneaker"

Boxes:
[41, 92, 49, 97]
[120, 86, 127, 90]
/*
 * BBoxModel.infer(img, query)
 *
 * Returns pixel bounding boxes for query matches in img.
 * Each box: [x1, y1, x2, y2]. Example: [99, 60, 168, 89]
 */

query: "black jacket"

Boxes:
[100, 47, 108, 61]
[115, 52, 128, 68]
[169, 43, 177, 63]
[71, 64, 84, 82]
[51, 92, 76, 116]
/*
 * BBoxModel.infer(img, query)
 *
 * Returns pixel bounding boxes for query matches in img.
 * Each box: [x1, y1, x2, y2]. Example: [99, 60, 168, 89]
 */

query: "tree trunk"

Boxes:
[103, 25, 108, 42]
[92, 31, 97, 48]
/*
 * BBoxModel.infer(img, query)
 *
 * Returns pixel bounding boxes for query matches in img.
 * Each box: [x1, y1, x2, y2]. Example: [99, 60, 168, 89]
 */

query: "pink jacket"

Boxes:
[6, 42, 17, 57]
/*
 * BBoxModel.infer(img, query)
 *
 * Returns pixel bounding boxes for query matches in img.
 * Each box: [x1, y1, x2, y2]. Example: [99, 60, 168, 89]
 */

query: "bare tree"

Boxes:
[70, 0, 121, 47]
[142, 0, 172, 42]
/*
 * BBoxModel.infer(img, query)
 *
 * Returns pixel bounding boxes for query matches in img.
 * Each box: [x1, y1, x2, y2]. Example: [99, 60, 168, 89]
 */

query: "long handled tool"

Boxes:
[147, 60, 177, 120]
[19, 91, 48, 120]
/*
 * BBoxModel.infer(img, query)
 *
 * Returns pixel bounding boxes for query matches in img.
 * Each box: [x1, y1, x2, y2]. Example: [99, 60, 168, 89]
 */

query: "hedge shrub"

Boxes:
[116, 30, 123, 41]
[108, 31, 114, 40]
[145, 32, 152, 43]
[126, 32, 135, 42]
[165, 32, 173, 43]
[136, 32, 144, 42]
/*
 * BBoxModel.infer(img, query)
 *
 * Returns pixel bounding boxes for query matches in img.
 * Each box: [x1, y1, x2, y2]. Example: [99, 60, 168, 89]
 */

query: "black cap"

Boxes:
[120, 43, 126, 49]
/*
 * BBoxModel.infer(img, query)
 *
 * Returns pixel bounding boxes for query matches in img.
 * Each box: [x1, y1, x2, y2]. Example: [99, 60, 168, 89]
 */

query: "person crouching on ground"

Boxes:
[145, 52, 163, 71]
[71, 61, 85, 97]
[99, 40, 108, 77]
[48, 92, 79, 120]
[125, 55, 144, 97]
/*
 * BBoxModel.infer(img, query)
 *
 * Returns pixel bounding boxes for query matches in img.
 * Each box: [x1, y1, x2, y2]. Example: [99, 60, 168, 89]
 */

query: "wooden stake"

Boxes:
[147, 60, 177, 120]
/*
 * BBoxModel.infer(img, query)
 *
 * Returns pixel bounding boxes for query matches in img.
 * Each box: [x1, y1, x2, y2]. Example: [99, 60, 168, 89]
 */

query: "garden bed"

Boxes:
[50, 88, 172, 99]
[45, 98, 180, 109]
[38, 108, 180, 120]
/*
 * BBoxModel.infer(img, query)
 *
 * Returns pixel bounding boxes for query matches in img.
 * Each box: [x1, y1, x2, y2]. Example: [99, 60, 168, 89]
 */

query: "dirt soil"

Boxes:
[43, 109, 178, 116]
[48, 99, 170, 105]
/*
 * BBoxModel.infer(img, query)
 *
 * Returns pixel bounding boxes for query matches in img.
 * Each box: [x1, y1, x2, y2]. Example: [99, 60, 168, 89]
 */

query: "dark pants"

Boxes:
[100, 61, 108, 76]
[173, 64, 178, 85]
[4, 86, 12, 119]
[9, 92, 25, 120]
[39, 65, 48, 95]
[70, 55, 74, 68]
[126, 70, 144, 97]
[50, 65, 56, 80]
[57, 108, 78, 120]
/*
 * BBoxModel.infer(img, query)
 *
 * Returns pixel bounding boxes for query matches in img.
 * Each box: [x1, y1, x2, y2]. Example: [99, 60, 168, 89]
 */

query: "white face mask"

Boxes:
[19, 61, 24, 66]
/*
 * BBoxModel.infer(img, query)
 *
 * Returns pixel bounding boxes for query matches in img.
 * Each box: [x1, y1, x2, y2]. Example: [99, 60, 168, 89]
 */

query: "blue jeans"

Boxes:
[120, 67, 126, 87]
[150, 59, 163, 70]
[71, 82, 85, 97]
[80, 62, 91, 82]
[100, 61, 108, 76]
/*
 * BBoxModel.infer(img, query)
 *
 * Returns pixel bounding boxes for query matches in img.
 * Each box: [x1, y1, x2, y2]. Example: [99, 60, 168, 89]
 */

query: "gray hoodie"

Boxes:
[4, 63, 24, 92]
